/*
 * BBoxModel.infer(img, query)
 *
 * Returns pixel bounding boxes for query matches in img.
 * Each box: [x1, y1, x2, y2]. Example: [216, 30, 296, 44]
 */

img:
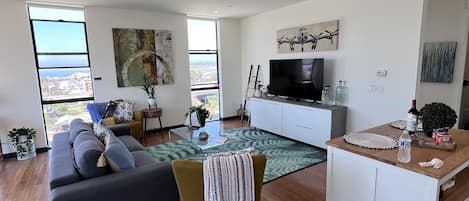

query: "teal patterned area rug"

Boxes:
[145, 128, 327, 183]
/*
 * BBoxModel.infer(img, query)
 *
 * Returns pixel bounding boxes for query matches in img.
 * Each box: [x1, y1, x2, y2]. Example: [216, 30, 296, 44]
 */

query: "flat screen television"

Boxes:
[269, 58, 324, 101]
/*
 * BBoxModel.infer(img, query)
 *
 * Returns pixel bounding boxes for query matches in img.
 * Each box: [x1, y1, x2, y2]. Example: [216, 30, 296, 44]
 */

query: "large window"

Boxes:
[188, 19, 220, 120]
[28, 5, 93, 142]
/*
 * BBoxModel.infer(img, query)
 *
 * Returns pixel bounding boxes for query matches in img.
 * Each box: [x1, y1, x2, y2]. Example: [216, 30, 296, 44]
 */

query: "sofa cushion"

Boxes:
[102, 133, 135, 172]
[49, 132, 81, 189]
[131, 151, 157, 167]
[73, 131, 109, 179]
[69, 119, 93, 144]
[118, 135, 144, 152]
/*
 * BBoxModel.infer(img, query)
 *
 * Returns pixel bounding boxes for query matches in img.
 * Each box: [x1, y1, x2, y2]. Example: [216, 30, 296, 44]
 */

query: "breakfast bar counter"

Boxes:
[325, 124, 469, 201]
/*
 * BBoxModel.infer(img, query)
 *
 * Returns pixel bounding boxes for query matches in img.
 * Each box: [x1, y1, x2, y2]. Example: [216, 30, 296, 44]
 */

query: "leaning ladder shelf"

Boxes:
[241, 64, 260, 125]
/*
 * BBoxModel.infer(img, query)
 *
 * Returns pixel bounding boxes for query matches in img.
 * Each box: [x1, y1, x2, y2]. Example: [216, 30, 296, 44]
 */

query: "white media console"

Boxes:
[250, 97, 347, 149]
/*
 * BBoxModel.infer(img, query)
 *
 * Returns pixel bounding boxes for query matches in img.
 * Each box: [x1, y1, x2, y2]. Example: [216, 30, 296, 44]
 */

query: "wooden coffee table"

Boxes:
[169, 124, 227, 150]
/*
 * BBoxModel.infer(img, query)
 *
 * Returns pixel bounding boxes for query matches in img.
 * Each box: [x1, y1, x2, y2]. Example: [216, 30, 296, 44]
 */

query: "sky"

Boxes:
[30, 7, 217, 73]
[187, 19, 217, 50]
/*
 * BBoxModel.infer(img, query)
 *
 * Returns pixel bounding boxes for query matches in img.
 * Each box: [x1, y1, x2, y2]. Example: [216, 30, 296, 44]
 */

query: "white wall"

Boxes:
[218, 19, 243, 118]
[0, 3, 242, 154]
[86, 8, 243, 127]
[416, 0, 468, 124]
[0, 1, 47, 154]
[85, 7, 192, 129]
[241, 0, 425, 132]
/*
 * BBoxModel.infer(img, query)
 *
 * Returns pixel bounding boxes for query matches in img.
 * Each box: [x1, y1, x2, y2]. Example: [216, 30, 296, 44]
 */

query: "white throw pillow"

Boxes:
[93, 120, 110, 141]
[113, 101, 134, 122]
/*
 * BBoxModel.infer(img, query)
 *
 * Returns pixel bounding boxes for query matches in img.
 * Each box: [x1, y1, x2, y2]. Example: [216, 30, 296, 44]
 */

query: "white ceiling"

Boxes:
[27, 0, 307, 18]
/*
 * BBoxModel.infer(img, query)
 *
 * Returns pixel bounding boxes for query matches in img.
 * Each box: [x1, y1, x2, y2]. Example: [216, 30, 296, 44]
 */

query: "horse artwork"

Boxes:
[277, 20, 339, 53]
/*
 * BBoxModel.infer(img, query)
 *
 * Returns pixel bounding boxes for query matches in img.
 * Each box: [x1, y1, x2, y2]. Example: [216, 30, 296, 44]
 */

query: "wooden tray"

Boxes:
[412, 133, 456, 151]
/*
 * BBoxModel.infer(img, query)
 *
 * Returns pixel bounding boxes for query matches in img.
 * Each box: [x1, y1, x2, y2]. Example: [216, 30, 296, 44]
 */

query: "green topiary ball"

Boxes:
[420, 102, 457, 136]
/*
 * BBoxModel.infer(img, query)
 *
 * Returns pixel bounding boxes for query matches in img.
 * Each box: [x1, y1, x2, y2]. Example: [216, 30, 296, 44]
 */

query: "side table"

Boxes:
[142, 108, 163, 134]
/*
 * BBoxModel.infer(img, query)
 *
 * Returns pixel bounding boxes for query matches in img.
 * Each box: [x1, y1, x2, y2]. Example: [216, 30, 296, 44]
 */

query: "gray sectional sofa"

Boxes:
[49, 119, 179, 201]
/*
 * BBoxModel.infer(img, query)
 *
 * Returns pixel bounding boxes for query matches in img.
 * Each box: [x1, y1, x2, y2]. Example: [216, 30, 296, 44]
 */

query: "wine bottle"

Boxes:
[406, 99, 419, 134]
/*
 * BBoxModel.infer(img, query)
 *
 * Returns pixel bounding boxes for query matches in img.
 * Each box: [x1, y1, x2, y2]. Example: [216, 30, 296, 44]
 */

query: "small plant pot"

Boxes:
[16, 138, 36, 161]
[147, 98, 157, 108]
[199, 118, 206, 128]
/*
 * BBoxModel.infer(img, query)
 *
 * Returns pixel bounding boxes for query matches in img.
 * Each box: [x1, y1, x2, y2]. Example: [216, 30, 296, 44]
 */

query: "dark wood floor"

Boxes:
[0, 119, 327, 201]
[2, 119, 469, 201]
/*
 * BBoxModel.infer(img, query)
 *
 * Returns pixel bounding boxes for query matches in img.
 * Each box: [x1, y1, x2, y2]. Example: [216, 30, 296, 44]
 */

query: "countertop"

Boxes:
[251, 96, 346, 111]
[326, 124, 469, 179]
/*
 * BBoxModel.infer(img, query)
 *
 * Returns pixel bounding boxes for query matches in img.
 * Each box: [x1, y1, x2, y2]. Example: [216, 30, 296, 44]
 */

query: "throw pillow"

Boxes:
[93, 120, 111, 141]
[69, 119, 93, 144]
[113, 101, 134, 122]
[97, 133, 135, 172]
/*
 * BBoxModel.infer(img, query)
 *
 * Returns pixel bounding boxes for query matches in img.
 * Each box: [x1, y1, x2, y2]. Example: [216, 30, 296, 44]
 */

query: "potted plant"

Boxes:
[186, 105, 211, 127]
[420, 102, 457, 137]
[8, 127, 37, 160]
[141, 78, 157, 108]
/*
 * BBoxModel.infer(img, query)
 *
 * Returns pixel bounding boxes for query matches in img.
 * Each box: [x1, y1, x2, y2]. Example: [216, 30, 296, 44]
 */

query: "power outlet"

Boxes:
[376, 69, 387, 77]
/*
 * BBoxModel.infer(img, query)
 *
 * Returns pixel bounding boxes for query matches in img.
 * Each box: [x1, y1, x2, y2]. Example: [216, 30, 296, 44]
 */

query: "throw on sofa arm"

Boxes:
[50, 162, 179, 201]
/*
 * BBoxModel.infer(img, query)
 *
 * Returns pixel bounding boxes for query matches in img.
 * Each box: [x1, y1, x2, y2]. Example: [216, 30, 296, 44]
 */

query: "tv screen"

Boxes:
[269, 59, 324, 101]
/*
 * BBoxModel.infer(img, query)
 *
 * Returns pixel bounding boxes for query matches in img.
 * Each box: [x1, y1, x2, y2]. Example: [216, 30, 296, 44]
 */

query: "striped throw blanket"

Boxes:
[203, 149, 255, 201]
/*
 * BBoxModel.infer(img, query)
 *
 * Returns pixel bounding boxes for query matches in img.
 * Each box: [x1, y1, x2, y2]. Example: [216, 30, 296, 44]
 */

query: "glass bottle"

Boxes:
[335, 80, 348, 106]
[321, 85, 333, 105]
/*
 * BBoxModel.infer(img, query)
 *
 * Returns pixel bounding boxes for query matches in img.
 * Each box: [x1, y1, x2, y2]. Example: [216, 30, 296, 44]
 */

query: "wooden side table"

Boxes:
[142, 108, 163, 134]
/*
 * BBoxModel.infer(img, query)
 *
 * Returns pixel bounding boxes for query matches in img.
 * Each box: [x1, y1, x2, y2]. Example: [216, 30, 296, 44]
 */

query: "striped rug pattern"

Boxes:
[145, 128, 327, 183]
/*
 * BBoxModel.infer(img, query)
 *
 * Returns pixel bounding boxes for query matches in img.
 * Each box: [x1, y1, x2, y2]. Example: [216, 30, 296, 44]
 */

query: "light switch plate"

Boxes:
[368, 85, 384, 94]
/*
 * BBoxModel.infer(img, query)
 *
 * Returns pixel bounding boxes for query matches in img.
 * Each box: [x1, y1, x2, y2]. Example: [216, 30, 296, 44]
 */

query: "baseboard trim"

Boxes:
[3, 147, 51, 159]
[220, 115, 242, 121]
[144, 124, 184, 133]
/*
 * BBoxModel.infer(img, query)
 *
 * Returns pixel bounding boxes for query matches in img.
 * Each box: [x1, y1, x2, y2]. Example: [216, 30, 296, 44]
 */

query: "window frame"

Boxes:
[188, 20, 220, 91]
[29, 18, 94, 105]
[28, 5, 94, 143]
[189, 50, 220, 90]
[187, 18, 221, 120]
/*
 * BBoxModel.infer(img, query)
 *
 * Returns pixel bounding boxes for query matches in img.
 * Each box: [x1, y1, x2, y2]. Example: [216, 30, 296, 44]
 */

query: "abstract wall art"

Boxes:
[113, 28, 157, 87]
[421, 41, 457, 83]
[277, 20, 339, 53]
[112, 28, 174, 87]
[155, 30, 174, 84]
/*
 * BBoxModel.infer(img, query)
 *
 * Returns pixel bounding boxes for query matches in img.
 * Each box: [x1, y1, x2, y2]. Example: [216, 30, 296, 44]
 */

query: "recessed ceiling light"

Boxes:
[213, 10, 219, 14]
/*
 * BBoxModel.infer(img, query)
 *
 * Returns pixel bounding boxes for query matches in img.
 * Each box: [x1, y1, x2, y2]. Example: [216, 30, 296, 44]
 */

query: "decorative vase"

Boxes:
[260, 87, 269, 97]
[198, 132, 209, 141]
[147, 98, 157, 108]
[255, 85, 263, 97]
